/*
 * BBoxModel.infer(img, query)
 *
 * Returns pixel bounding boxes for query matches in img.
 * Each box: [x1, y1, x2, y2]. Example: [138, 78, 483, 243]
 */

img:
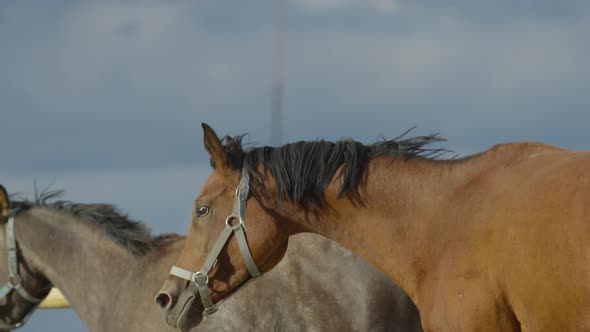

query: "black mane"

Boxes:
[219, 130, 448, 212]
[12, 191, 156, 256]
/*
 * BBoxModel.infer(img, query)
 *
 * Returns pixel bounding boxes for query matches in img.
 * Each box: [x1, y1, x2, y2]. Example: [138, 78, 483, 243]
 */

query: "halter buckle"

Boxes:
[203, 305, 218, 317]
[9, 274, 22, 287]
[192, 271, 208, 286]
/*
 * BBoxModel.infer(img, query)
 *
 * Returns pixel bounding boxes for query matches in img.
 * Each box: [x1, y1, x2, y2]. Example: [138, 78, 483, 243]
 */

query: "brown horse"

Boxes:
[158, 123, 590, 331]
[0, 186, 421, 331]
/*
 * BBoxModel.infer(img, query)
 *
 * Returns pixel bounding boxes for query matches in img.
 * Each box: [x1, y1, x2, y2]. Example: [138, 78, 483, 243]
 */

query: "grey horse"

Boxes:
[0, 187, 421, 332]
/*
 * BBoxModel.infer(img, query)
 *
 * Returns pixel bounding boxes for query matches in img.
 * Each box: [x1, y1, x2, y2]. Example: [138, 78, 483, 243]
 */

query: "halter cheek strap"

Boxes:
[0, 213, 46, 330]
[170, 161, 262, 318]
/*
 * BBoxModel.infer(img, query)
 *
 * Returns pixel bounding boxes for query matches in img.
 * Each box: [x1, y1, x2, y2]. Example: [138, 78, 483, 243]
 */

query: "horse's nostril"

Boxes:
[156, 292, 171, 311]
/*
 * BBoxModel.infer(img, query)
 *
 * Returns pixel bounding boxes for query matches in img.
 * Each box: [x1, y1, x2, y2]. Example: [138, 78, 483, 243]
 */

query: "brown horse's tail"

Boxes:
[0, 185, 10, 223]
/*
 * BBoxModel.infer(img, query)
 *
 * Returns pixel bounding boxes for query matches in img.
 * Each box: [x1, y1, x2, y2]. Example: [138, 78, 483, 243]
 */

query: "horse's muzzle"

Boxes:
[156, 279, 203, 331]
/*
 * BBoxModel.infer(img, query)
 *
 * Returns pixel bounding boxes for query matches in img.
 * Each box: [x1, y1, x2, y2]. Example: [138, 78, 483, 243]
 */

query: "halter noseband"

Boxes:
[169, 160, 262, 318]
[0, 210, 46, 330]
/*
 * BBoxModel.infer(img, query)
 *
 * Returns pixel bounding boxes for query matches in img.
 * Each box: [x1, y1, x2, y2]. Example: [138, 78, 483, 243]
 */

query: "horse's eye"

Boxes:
[195, 206, 210, 218]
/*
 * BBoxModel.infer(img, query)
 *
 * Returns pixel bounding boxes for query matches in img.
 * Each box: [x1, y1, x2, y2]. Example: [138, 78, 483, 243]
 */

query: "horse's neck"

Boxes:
[15, 209, 177, 331]
[300, 156, 475, 303]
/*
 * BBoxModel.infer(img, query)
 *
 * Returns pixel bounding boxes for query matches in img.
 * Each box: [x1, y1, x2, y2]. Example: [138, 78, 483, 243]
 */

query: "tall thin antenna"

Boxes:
[270, 0, 286, 145]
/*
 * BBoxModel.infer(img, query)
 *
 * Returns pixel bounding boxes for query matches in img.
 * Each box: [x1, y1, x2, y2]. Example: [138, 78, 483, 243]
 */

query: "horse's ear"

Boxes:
[201, 123, 229, 171]
[0, 185, 10, 224]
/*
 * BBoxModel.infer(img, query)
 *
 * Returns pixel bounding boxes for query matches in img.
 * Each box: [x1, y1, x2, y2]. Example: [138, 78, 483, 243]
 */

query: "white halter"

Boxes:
[169, 160, 262, 318]
[0, 211, 47, 330]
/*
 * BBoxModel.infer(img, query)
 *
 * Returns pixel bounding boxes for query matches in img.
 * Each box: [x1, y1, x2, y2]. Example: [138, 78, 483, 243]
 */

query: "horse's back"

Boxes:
[477, 144, 590, 330]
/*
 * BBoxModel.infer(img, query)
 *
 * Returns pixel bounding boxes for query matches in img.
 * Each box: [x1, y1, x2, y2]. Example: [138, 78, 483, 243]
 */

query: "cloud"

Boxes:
[294, 0, 399, 12]
[0, 1, 588, 174]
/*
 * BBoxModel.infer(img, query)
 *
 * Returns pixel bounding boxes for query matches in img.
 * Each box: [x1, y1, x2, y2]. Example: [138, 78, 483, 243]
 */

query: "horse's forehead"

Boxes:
[198, 172, 235, 198]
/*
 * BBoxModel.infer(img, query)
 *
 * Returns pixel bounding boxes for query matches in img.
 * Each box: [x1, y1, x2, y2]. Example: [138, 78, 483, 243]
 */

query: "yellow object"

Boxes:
[39, 288, 70, 309]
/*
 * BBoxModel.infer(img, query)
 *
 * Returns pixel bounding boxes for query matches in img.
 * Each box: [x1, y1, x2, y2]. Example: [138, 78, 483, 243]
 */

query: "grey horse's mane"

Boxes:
[12, 190, 177, 256]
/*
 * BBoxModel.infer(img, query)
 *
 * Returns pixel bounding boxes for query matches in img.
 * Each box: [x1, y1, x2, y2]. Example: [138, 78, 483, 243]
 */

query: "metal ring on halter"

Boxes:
[192, 271, 209, 285]
[225, 215, 243, 227]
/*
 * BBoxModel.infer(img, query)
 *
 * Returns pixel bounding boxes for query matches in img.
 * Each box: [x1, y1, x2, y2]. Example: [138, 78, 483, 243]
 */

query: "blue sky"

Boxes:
[1, 1, 589, 330]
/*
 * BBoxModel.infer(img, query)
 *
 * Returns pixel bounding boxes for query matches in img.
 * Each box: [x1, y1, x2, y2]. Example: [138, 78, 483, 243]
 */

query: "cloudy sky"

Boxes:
[1, 1, 589, 330]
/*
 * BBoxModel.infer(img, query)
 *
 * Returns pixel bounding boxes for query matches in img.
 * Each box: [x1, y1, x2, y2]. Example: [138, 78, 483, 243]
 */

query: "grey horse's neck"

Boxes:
[14, 207, 181, 331]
